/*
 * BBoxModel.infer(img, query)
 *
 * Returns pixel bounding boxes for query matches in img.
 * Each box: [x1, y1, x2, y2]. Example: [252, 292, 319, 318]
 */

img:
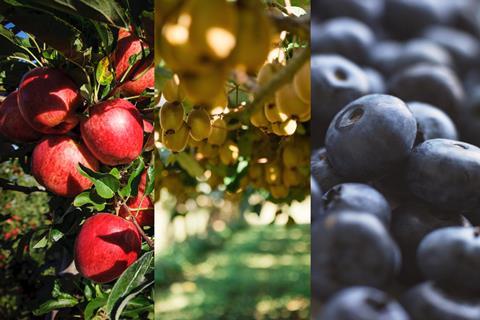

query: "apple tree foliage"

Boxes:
[0, 1, 155, 319]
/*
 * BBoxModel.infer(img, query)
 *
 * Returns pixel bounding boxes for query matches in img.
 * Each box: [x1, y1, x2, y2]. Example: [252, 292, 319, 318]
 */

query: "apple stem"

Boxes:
[121, 203, 154, 249]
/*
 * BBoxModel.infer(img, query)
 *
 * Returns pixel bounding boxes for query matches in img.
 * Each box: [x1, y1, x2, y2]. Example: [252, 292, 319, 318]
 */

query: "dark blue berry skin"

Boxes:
[401, 282, 480, 320]
[368, 40, 403, 76]
[312, 0, 384, 27]
[311, 54, 369, 143]
[392, 39, 452, 73]
[388, 64, 464, 117]
[311, 177, 324, 223]
[458, 88, 480, 147]
[407, 139, 480, 212]
[323, 183, 391, 226]
[312, 212, 400, 300]
[418, 227, 480, 293]
[422, 25, 480, 74]
[383, 0, 450, 39]
[312, 17, 375, 65]
[311, 148, 346, 192]
[408, 101, 458, 144]
[363, 67, 385, 94]
[326, 94, 417, 181]
[391, 201, 466, 285]
[319, 286, 410, 320]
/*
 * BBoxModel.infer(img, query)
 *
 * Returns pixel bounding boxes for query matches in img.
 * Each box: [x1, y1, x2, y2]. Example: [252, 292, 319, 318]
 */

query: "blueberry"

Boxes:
[391, 201, 466, 284]
[392, 39, 453, 73]
[311, 54, 369, 140]
[326, 94, 417, 180]
[388, 64, 464, 117]
[312, 17, 375, 65]
[457, 88, 480, 147]
[311, 177, 324, 223]
[320, 286, 410, 320]
[323, 183, 391, 226]
[312, 0, 385, 27]
[408, 101, 458, 143]
[367, 40, 403, 76]
[363, 67, 385, 94]
[384, 0, 450, 39]
[401, 282, 480, 320]
[422, 25, 480, 73]
[418, 226, 480, 293]
[311, 148, 346, 192]
[407, 139, 480, 211]
[312, 211, 400, 299]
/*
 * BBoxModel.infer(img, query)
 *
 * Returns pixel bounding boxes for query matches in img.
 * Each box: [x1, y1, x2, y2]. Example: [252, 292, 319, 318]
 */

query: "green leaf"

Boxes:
[32, 234, 48, 249]
[73, 191, 107, 211]
[225, 161, 249, 193]
[84, 296, 108, 320]
[8, 0, 129, 28]
[33, 298, 79, 316]
[33, 281, 79, 315]
[49, 228, 64, 242]
[177, 152, 204, 178]
[95, 56, 113, 86]
[119, 158, 145, 198]
[0, 5, 85, 62]
[77, 164, 120, 199]
[106, 251, 154, 316]
[144, 165, 155, 196]
[109, 167, 121, 179]
[111, 280, 154, 320]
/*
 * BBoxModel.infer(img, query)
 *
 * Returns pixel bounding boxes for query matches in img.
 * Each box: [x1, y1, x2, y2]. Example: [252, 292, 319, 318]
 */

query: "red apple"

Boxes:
[80, 98, 144, 166]
[74, 213, 141, 283]
[18, 67, 82, 134]
[114, 29, 154, 96]
[31, 136, 99, 197]
[143, 119, 154, 151]
[119, 170, 153, 227]
[0, 90, 42, 142]
[119, 195, 154, 228]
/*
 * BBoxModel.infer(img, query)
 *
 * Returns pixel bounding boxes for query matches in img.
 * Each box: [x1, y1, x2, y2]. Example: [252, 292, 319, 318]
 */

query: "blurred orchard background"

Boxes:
[153, 0, 311, 319]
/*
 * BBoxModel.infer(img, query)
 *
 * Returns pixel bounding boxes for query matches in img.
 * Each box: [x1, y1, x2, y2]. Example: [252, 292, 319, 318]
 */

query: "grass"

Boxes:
[155, 224, 310, 320]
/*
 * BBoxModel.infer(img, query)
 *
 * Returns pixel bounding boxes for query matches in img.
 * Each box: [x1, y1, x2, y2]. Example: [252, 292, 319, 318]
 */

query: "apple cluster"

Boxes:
[0, 28, 155, 284]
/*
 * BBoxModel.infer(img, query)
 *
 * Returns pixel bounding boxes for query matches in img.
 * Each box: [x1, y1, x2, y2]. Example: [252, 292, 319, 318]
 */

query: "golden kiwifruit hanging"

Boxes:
[270, 184, 288, 199]
[282, 143, 301, 169]
[264, 102, 288, 123]
[162, 121, 189, 152]
[293, 60, 310, 104]
[180, 70, 228, 105]
[160, 102, 185, 134]
[207, 90, 229, 115]
[250, 104, 270, 129]
[272, 119, 297, 136]
[219, 140, 240, 165]
[198, 140, 220, 158]
[163, 74, 186, 102]
[257, 62, 283, 87]
[248, 163, 264, 180]
[207, 118, 228, 145]
[187, 108, 212, 141]
[275, 81, 310, 120]
[283, 168, 301, 187]
[159, 1, 213, 74]
[265, 161, 282, 185]
[230, 0, 273, 74]
[188, 0, 238, 61]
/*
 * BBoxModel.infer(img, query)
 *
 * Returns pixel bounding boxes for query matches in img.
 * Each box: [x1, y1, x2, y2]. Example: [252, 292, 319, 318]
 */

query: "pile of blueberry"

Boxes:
[311, 0, 480, 319]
